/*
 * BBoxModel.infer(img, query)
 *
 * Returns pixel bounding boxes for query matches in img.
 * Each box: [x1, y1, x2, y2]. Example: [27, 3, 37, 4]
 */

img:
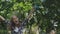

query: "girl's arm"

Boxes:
[0, 15, 11, 34]
[0, 15, 5, 22]
[21, 7, 35, 26]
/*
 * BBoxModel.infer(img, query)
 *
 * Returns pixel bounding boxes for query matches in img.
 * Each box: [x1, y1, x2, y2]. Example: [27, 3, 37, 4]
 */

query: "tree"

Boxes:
[0, 0, 60, 34]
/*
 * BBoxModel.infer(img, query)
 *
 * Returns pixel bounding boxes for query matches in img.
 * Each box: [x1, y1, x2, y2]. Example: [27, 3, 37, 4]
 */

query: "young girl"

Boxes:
[0, 15, 30, 34]
[0, 8, 35, 34]
[8, 15, 29, 34]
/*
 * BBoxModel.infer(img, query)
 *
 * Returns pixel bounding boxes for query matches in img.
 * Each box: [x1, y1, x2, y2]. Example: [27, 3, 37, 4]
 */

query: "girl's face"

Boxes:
[50, 30, 56, 34]
[12, 16, 19, 25]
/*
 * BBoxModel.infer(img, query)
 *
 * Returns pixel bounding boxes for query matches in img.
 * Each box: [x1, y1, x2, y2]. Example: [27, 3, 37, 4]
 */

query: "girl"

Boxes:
[0, 8, 35, 34]
[0, 15, 30, 34]
[7, 15, 28, 34]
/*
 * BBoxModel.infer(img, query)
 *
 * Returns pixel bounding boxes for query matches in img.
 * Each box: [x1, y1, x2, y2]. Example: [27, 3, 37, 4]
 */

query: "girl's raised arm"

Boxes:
[21, 7, 35, 26]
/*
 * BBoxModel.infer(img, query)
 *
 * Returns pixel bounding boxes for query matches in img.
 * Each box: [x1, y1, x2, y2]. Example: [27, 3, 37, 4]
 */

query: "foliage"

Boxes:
[0, 0, 60, 34]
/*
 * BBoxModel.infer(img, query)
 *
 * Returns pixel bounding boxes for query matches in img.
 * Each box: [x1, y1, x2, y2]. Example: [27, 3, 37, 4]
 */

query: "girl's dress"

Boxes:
[9, 18, 28, 34]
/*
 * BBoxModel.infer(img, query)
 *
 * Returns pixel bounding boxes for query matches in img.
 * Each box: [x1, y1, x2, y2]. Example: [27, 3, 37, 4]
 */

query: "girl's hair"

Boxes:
[10, 15, 20, 30]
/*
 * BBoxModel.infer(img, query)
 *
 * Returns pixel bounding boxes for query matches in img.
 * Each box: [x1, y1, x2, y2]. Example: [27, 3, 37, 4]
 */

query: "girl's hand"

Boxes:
[0, 15, 5, 21]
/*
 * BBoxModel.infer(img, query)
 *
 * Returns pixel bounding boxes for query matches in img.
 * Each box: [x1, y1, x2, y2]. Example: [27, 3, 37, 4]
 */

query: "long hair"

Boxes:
[10, 15, 20, 30]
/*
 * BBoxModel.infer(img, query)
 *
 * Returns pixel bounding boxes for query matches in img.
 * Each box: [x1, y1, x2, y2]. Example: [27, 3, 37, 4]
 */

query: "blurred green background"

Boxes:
[0, 0, 60, 34]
